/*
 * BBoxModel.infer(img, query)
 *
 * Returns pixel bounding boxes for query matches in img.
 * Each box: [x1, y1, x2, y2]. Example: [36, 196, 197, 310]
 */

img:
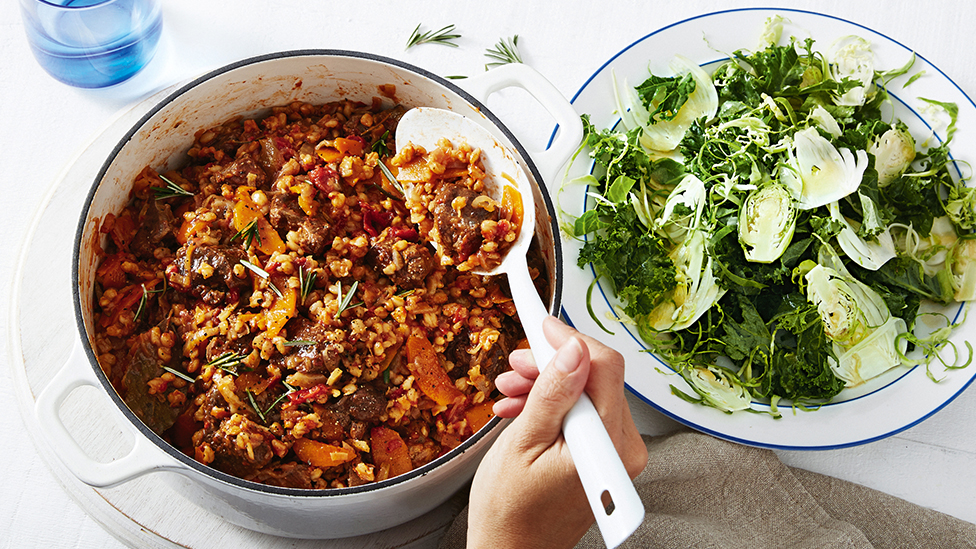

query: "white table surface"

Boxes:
[3, 1, 975, 547]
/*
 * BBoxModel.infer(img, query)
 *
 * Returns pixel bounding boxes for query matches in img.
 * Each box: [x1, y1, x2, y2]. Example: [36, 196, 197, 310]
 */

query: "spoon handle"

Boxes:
[507, 259, 645, 548]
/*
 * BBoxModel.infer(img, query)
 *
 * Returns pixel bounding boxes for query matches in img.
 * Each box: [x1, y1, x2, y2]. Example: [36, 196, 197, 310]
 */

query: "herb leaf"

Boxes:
[153, 175, 194, 200]
[163, 366, 196, 383]
[334, 280, 360, 319]
[299, 264, 317, 305]
[231, 220, 261, 249]
[240, 260, 283, 298]
[406, 23, 460, 49]
[485, 35, 523, 68]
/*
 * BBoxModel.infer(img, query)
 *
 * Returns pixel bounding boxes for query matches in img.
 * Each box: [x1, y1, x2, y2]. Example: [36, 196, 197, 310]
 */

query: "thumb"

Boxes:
[512, 337, 590, 449]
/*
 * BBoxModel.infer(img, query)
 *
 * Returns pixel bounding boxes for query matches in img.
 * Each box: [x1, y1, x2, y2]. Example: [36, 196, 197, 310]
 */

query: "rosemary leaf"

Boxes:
[485, 35, 523, 69]
[246, 389, 266, 423]
[153, 175, 195, 200]
[206, 351, 247, 375]
[262, 381, 298, 417]
[133, 282, 166, 323]
[231, 219, 261, 249]
[240, 259, 282, 297]
[163, 366, 196, 383]
[134, 285, 148, 323]
[377, 160, 406, 197]
[334, 280, 360, 319]
[371, 130, 391, 157]
[268, 280, 283, 299]
[406, 23, 461, 50]
[240, 259, 270, 279]
[299, 264, 317, 305]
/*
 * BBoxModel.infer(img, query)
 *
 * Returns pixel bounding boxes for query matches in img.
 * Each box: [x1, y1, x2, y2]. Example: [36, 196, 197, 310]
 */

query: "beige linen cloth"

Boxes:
[439, 429, 976, 548]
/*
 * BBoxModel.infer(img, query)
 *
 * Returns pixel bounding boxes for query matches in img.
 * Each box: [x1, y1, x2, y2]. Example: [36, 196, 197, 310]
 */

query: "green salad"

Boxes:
[565, 18, 974, 416]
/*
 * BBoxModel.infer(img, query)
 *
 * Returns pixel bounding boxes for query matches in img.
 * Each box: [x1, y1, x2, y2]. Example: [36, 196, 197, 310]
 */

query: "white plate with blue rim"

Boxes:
[557, 8, 976, 450]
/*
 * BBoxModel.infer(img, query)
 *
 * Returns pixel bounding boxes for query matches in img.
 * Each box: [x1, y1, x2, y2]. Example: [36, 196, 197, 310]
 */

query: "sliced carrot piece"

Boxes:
[464, 400, 496, 433]
[405, 334, 464, 406]
[370, 426, 413, 477]
[293, 438, 356, 468]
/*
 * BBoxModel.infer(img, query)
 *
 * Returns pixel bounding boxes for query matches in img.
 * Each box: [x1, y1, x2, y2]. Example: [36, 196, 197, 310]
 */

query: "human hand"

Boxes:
[466, 316, 647, 549]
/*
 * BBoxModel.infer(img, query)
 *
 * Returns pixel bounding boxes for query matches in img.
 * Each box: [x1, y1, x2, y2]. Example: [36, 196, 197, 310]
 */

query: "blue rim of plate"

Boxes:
[551, 7, 976, 450]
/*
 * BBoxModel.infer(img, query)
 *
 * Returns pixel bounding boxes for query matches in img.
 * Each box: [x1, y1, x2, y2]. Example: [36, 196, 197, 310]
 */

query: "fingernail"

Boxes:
[552, 337, 583, 373]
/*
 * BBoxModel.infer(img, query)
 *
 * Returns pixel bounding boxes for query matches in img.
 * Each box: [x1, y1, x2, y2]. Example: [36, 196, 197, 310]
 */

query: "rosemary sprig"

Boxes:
[133, 282, 165, 322]
[207, 351, 247, 375]
[230, 219, 261, 249]
[299, 264, 317, 305]
[153, 174, 194, 200]
[246, 389, 266, 423]
[371, 130, 391, 157]
[163, 366, 196, 383]
[377, 159, 406, 197]
[485, 35, 523, 69]
[261, 381, 298, 419]
[240, 260, 283, 298]
[334, 280, 360, 319]
[406, 23, 460, 49]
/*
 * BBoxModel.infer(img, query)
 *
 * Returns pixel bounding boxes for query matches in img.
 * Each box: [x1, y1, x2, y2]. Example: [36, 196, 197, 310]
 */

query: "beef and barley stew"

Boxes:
[91, 98, 547, 489]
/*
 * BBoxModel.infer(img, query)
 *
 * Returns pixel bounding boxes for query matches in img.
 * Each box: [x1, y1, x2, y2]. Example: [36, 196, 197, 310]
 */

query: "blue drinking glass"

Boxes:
[20, 0, 163, 89]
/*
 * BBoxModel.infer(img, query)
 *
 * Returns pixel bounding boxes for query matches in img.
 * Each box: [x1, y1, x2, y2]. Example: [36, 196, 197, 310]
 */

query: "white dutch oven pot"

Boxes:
[35, 50, 580, 539]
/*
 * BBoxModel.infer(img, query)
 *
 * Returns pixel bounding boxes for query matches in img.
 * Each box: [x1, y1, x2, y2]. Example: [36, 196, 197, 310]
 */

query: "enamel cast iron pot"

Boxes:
[34, 50, 581, 539]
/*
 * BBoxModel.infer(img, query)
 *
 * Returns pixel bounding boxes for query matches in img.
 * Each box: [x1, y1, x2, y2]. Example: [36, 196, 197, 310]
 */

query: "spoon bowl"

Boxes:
[396, 107, 645, 548]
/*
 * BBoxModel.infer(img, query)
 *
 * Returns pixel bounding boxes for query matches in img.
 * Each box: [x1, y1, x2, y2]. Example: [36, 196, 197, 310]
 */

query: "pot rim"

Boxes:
[71, 48, 564, 497]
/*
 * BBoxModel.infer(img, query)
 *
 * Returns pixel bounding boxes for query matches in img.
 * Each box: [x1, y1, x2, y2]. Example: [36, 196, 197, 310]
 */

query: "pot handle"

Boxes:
[461, 64, 583, 183]
[34, 339, 179, 488]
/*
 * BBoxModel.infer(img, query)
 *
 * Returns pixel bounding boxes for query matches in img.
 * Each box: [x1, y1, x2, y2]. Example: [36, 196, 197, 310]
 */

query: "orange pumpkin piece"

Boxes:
[334, 137, 364, 157]
[405, 334, 464, 406]
[501, 184, 523, 236]
[370, 426, 413, 478]
[95, 253, 128, 289]
[233, 186, 286, 255]
[264, 274, 296, 339]
[464, 400, 496, 434]
[293, 438, 356, 468]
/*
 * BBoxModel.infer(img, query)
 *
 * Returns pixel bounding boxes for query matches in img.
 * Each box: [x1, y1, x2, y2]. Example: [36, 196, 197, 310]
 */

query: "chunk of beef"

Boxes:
[212, 155, 267, 188]
[432, 184, 497, 264]
[250, 462, 313, 489]
[168, 244, 248, 296]
[470, 330, 511, 393]
[121, 331, 184, 435]
[277, 318, 341, 375]
[258, 138, 286, 179]
[268, 192, 331, 255]
[269, 191, 305, 230]
[341, 384, 387, 422]
[204, 415, 274, 478]
[130, 199, 175, 257]
[446, 328, 513, 394]
[366, 231, 435, 289]
[371, 105, 407, 134]
[309, 383, 387, 438]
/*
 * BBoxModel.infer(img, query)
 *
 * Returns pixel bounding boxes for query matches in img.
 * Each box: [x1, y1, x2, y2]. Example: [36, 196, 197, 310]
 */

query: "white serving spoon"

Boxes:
[396, 107, 644, 548]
